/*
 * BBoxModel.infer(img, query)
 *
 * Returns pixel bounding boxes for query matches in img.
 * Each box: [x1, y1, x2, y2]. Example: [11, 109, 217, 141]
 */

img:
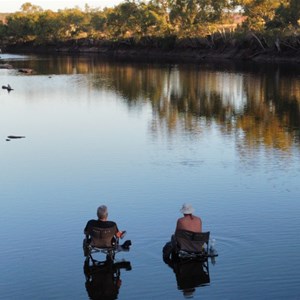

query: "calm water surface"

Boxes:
[0, 54, 300, 299]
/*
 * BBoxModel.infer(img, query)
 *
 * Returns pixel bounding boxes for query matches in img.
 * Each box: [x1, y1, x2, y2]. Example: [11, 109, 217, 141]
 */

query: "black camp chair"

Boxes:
[163, 231, 218, 262]
[83, 225, 131, 262]
[172, 230, 211, 260]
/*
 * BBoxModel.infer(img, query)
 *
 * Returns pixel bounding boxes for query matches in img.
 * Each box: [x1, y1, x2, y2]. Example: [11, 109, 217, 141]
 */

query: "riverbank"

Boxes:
[2, 35, 300, 63]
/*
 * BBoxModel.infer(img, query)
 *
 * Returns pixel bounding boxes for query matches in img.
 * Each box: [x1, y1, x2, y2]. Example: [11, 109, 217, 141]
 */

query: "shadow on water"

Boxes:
[84, 257, 132, 300]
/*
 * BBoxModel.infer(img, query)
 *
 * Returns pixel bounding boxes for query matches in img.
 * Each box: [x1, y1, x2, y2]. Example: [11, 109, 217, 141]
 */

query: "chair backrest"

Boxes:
[175, 230, 210, 253]
[90, 225, 117, 248]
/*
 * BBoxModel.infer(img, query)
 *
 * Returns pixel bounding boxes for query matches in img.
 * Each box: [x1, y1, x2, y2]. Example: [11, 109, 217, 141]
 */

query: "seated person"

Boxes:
[166, 204, 203, 256]
[175, 203, 202, 233]
[84, 205, 124, 248]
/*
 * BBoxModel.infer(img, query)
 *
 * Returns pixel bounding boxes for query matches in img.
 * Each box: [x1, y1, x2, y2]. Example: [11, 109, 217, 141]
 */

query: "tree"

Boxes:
[58, 8, 86, 38]
[20, 2, 43, 13]
[34, 11, 63, 42]
[149, 0, 172, 33]
[238, 0, 283, 30]
[264, 0, 299, 29]
[0, 21, 7, 39]
[6, 12, 38, 42]
[168, 0, 233, 36]
[138, 2, 166, 36]
[90, 10, 107, 37]
[289, 0, 300, 26]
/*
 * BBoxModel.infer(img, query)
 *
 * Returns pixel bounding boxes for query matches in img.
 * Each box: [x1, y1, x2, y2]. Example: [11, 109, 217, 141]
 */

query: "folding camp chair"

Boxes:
[83, 225, 131, 262]
[172, 230, 211, 260]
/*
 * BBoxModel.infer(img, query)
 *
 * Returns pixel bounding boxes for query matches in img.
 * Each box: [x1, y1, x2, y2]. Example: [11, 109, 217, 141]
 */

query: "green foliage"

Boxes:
[239, 0, 299, 31]
[268, 0, 300, 28]
[20, 2, 43, 13]
[0, 0, 298, 45]
[90, 11, 107, 33]
[167, 0, 232, 37]
[0, 21, 7, 39]
[34, 11, 63, 42]
[6, 12, 38, 42]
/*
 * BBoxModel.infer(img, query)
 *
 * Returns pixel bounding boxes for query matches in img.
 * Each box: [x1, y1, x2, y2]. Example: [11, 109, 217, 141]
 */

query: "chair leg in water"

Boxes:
[83, 239, 89, 257]
[106, 250, 115, 261]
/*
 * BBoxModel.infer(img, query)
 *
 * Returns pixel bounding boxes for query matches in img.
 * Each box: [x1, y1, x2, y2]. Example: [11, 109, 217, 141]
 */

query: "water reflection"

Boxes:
[5, 55, 300, 155]
[79, 58, 299, 153]
[84, 257, 132, 300]
[164, 257, 210, 298]
[1, 54, 300, 299]
[4, 53, 300, 157]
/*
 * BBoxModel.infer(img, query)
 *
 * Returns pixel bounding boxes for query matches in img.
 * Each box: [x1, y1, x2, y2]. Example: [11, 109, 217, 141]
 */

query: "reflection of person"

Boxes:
[174, 259, 210, 298]
[84, 259, 121, 300]
[84, 257, 132, 300]
[84, 205, 124, 241]
[163, 251, 210, 298]
[175, 203, 202, 233]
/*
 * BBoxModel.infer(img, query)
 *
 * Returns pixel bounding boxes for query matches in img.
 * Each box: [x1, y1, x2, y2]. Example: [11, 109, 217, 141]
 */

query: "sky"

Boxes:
[0, 1, 124, 13]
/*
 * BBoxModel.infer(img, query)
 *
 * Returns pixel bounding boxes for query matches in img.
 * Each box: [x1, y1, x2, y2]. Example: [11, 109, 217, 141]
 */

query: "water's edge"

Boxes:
[3, 39, 300, 64]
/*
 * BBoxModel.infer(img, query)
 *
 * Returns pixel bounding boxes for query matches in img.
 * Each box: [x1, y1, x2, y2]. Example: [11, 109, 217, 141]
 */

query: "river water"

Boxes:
[0, 54, 300, 299]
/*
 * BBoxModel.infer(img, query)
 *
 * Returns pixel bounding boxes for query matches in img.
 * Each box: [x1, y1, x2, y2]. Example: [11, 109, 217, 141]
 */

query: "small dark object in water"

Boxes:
[18, 68, 33, 74]
[7, 135, 25, 139]
[121, 240, 132, 249]
[2, 84, 13, 91]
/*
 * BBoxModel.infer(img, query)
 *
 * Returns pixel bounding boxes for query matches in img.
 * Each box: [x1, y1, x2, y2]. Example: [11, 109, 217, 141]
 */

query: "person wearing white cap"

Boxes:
[162, 203, 203, 262]
[175, 203, 202, 233]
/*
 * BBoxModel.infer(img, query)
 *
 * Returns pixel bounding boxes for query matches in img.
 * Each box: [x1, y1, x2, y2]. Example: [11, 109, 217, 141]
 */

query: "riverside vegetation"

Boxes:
[0, 1, 299, 62]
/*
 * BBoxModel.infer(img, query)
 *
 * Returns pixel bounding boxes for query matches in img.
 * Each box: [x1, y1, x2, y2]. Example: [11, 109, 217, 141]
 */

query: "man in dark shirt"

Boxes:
[84, 205, 124, 247]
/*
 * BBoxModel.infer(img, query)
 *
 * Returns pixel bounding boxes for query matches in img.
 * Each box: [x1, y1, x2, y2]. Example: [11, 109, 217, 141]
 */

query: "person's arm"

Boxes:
[175, 219, 181, 233]
[199, 218, 202, 232]
[115, 224, 125, 238]
[116, 231, 123, 238]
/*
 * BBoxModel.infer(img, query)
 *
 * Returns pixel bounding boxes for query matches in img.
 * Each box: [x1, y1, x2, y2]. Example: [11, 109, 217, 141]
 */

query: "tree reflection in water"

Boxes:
[86, 60, 300, 154]
[27, 56, 300, 154]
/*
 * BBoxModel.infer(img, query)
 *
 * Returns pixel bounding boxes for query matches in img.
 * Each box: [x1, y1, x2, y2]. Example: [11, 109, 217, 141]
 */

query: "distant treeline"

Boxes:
[0, 1, 299, 49]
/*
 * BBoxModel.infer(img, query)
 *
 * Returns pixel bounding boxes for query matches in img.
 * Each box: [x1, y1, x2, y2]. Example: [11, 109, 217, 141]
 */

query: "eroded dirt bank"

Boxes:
[2, 36, 300, 63]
